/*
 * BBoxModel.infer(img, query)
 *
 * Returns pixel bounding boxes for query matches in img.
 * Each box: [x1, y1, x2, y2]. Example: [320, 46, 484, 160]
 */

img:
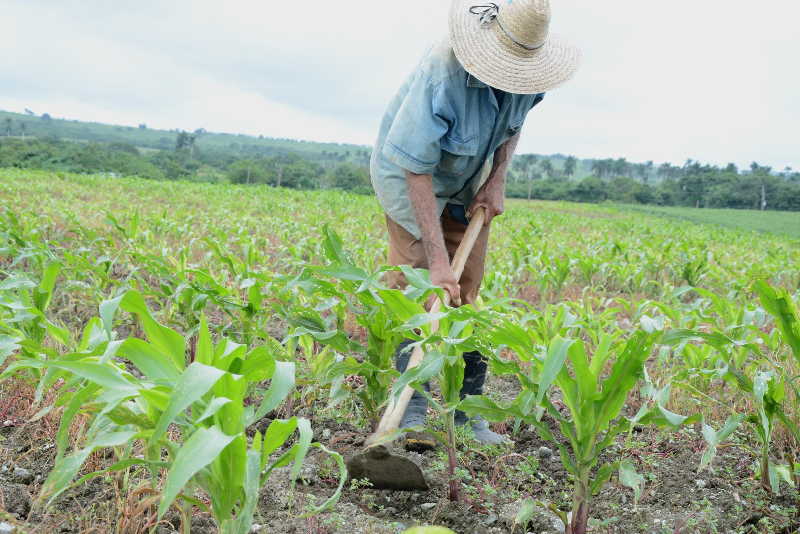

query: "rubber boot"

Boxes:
[455, 351, 509, 446]
[395, 341, 436, 452]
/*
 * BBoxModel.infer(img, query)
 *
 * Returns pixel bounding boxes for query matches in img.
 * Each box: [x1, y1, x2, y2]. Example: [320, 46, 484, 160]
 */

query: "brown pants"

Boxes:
[384, 208, 490, 306]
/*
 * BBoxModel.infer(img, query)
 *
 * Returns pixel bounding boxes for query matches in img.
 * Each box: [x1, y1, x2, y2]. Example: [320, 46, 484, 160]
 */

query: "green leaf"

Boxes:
[239, 346, 276, 382]
[0, 334, 21, 366]
[195, 397, 232, 424]
[249, 360, 295, 425]
[590, 462, 617, 495]
[196, 314, 213, 365]
[514, 498, 537, 529]
[754, 280, 800, 361]
[150, 363, 226, 445]
[158, 425, 236, 518]
[262, 418, 299, 460]
[55, 384, 100, 459]
[376, 289, 426, 323]
[301, 443, 347, 515]
[118, 338, 182, 382]
[700, 414, 744, 472]
[120, 290, 185, 370]
[33, 262, 61, 312]
[538, 337, 573, 404]
[99, 294, 124, 340]
[42, 430, 136, 504]
[289, 418, 313, 484]
[619, 460, 645, 505]
[47, 360, 138, 393]
[392, 351, 445, 402]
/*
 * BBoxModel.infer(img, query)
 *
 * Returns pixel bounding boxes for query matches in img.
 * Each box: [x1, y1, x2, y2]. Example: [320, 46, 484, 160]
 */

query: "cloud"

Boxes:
[0, 0, 797, 169]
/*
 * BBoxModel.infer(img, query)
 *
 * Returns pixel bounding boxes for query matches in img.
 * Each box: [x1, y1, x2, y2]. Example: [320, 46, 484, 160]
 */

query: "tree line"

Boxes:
[0, 136, 371, 193]
[1, 131, 799, 212]
[507, 155, 800, 211]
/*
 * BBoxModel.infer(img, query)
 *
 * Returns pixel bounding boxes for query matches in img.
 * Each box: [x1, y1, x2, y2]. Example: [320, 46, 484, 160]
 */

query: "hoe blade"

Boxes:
[346, 445, 428, 491]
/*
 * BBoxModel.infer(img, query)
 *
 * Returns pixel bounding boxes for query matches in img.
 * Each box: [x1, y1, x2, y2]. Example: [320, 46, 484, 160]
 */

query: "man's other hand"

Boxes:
[429, 261, 461, 307]
[468, 179, 504, 226]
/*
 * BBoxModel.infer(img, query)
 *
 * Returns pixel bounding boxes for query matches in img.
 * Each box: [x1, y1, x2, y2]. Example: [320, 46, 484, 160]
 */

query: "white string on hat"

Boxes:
[469, 3, 546, 51]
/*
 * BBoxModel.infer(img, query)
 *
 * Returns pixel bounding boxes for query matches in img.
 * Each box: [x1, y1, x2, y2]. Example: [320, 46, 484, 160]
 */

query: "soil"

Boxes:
[2, 372, 797, 534]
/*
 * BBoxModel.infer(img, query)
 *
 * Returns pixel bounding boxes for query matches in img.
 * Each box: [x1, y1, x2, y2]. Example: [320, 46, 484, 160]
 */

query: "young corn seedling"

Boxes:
[390, 302, 492, 501]
[461, 321, 694, 534]
[2, 289, 345, 534]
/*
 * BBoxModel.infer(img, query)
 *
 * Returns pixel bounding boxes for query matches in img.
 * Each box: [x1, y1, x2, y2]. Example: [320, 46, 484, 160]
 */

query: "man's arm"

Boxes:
[406, 170, 461, 305]
[467, 132, 521, 225]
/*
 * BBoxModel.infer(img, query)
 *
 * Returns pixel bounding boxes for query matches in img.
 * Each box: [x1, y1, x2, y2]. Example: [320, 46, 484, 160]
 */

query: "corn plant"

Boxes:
[389, 302, 493, 501]
[461, 322, 694, 534]
[2, 289, 345, 534]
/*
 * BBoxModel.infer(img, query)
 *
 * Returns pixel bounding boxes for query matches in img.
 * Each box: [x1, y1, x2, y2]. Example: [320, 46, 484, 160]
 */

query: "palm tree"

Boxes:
[4, 118, 11, 137]
[564, 156, 577, 178]
[540, 159, 553, 179]
[523, 155, 538, 200]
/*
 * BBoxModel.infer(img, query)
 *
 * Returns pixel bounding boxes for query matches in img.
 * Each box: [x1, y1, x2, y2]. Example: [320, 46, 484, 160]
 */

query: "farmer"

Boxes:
[370, 0, 580, 446]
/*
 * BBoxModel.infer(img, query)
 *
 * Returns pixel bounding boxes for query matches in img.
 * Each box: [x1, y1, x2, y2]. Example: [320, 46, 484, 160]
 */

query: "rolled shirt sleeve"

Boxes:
[381, 74, 448, 175]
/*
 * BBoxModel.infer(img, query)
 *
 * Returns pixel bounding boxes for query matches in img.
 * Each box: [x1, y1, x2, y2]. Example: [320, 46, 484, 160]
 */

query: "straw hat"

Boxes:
[449, 0, 580, 94]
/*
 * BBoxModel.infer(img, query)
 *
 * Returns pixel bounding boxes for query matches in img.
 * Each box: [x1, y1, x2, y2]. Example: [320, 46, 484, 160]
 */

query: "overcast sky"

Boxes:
[2, 0, 798, 169]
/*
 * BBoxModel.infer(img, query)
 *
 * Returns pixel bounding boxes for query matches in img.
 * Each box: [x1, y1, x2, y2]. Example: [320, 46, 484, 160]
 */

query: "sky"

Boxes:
[1, 0, 798, 170]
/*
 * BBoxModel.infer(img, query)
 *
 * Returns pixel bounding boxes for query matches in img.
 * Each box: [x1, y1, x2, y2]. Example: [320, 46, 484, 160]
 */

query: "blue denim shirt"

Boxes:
[370, 39, 545, 239]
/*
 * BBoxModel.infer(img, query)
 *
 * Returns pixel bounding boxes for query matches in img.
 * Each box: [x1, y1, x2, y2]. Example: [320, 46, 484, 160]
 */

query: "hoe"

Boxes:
[346, 206, 487, 491]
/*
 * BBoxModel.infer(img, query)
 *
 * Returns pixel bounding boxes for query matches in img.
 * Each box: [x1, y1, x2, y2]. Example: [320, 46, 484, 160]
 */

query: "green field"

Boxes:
[620, 204, 800, 239]
[1, 169, 799, 534]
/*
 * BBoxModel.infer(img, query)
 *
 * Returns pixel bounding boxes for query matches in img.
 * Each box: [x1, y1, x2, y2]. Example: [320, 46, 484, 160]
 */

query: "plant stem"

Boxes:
[446, 411, 460, 502]
[568, 472, 590, 534]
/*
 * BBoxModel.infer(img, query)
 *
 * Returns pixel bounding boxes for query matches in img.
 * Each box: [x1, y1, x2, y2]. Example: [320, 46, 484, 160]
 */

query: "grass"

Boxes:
[617, 204, 800, 239]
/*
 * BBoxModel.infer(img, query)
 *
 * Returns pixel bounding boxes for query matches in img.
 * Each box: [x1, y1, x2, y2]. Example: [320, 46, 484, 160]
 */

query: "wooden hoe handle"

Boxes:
[366, 207, 487, 446]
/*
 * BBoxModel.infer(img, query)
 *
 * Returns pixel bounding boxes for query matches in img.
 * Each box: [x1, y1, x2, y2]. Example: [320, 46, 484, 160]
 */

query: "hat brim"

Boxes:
[449, 0, 581, 94]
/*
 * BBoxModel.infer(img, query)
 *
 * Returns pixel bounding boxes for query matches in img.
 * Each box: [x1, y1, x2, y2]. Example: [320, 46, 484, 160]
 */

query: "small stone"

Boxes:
[694, 479, 707, 489]
[376, 506, 397, 518]
[483, 513, 498, 525]
[321, 428, 331, 440]
[11, 467, 33, 485]
[0, 522, 16, 534]
[297, 464, 318, 486]
[250, 524, 263, 533]
[420, 502, 437, 511]
[3, 420, 14, 427]
[537, 446, 553, 459]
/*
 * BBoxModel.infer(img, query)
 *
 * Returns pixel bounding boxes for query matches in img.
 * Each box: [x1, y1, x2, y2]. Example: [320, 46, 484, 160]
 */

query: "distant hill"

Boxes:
[0, 108, 598, 177]
[0, 109, 369, 161]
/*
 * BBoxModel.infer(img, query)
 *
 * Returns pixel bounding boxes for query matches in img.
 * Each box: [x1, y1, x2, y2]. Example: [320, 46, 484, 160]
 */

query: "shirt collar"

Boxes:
[466, 74, 488, 89]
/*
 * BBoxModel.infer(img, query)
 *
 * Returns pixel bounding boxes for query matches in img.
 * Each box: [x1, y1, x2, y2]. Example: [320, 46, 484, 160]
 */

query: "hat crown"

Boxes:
[496, 0, 551, 50]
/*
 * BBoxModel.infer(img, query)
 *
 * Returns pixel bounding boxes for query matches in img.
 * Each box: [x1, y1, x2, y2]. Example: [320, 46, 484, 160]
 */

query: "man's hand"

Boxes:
[468, 178, 505, 226]
[429, 260, 461, 307]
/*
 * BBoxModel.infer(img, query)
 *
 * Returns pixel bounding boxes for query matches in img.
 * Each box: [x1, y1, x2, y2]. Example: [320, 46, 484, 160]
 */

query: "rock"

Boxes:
[694, 479, 707, 489]
[483, 512, 498, 526]
[537, 446, 553, 459]
[420, 502, 437, 511]
[297, 464, 318, 486]
[11, 467, 33, 485]
[376, 506, 397, 518]
[0, 522, 15, 534]
[0, 483, 31, 517]
[321, 428, 331, 440]
[250, 524, 263, 533]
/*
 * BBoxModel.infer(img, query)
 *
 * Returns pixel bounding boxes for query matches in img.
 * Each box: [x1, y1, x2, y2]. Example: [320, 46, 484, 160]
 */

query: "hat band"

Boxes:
[469, 3, 547, 52]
